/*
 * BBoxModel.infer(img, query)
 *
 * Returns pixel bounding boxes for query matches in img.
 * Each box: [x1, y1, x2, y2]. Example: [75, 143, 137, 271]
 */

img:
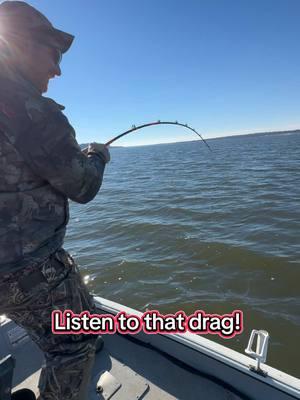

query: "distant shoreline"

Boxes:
[211, 129, 300, 141]
[79, 129, 299, 148]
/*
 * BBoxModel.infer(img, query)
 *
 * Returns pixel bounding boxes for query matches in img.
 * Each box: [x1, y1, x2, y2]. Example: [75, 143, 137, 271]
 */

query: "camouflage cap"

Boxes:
[0, 1, 74, 53]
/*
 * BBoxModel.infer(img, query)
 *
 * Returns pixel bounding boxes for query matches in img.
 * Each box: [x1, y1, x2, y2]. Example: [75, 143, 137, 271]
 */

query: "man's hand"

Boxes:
[84, 142, 110, 163]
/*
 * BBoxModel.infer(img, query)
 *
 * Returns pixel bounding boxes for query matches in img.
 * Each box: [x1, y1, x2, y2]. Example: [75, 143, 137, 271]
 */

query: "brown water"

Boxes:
[66, 132, 300, 378]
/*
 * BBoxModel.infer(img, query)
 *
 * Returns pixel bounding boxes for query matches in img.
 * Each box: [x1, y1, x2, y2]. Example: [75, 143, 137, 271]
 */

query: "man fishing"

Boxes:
[0, 1, 110, 399]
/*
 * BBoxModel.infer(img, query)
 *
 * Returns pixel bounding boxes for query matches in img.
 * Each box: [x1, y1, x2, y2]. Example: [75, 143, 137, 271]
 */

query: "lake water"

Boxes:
[66, 132, 300, 378]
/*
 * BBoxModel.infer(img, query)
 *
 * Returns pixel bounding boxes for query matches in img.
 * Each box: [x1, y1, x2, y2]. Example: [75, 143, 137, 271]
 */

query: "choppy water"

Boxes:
[66, 132, 300, 377]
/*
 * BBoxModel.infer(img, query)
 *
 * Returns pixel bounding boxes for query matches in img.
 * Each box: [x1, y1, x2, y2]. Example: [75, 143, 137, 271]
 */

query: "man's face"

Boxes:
[21, 40, 62, 93]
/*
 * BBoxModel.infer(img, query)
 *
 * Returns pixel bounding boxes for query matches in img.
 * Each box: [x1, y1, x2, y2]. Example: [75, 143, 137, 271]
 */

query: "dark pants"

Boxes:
[0, 249, 97, 400]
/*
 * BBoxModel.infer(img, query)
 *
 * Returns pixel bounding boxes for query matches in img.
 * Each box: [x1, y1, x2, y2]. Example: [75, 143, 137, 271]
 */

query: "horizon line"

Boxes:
[79, 127, 300, 148]
[115, 127, 300, 148]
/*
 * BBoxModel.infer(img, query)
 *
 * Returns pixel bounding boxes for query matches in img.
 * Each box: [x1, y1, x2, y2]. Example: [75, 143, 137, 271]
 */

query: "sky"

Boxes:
[9, 0, 300, 146]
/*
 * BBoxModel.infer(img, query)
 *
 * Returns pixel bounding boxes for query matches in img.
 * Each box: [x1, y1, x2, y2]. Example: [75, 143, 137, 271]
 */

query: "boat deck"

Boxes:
[12, 327, 244, 399]
[2, 297, 299, 400]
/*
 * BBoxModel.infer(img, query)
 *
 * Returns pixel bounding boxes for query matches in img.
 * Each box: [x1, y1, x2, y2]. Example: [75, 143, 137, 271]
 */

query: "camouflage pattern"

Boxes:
[0, 248, 98, 400]
[0, 4, 108, 398]
[0, 74, 106, 274]
[0, 1, 74, 53]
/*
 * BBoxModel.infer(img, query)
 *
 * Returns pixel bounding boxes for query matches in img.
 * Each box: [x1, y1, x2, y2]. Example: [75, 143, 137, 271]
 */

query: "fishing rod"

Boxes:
[105, 121, 212, 152]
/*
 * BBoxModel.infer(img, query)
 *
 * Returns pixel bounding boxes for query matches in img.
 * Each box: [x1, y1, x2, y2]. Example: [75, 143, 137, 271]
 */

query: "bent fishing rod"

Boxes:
[105, 121, 212, 152]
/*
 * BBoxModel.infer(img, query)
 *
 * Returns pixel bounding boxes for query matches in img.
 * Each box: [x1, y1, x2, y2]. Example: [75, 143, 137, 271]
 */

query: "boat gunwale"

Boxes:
[94, 296, 300, 398]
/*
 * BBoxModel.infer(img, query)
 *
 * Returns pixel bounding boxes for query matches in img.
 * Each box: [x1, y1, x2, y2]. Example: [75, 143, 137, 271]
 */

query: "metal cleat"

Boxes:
[245, 329, 269, 376]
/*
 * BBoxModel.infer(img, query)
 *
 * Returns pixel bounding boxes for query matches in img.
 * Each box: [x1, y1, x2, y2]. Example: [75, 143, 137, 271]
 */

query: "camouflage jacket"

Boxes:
[0, 74, 106, 274]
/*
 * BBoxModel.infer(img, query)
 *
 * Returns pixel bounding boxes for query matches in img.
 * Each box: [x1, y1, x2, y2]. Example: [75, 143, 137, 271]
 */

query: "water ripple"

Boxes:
[66, 133, 300, 377]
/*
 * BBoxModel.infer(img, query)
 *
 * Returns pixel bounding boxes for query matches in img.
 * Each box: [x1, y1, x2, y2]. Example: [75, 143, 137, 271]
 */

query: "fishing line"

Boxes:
[105, 120, 212, 151]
